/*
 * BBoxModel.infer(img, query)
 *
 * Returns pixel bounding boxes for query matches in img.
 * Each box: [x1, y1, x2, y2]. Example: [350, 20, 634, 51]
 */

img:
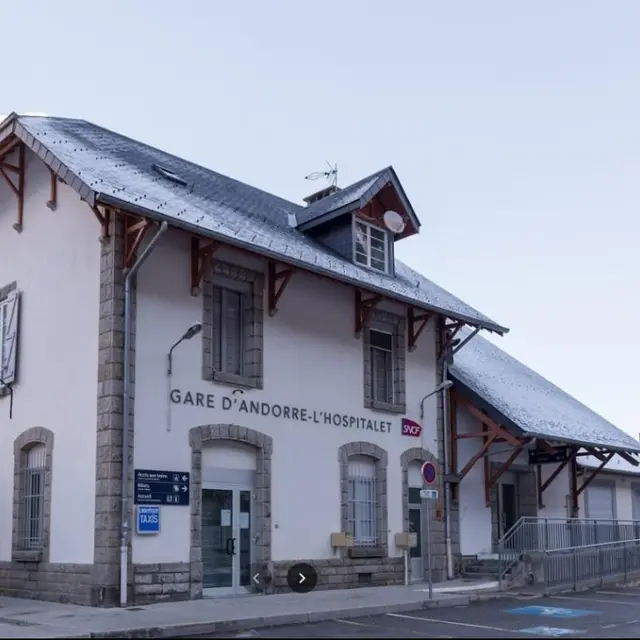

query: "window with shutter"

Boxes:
[0, 289, 20, 388]
[202, 261, 265, 390]
[347, 455, 377, 547]
[370, 329, 393, 404]
[362, 310, 406, 413]
[214, 287, 245, 377]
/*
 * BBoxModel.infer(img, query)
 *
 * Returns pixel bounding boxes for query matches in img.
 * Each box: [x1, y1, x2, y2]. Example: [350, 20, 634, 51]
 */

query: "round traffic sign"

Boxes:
[421, 461, 437, 485]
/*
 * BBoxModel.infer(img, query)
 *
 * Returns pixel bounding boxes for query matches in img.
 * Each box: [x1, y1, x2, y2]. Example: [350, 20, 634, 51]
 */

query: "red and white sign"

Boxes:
[401, 418, 422, 438]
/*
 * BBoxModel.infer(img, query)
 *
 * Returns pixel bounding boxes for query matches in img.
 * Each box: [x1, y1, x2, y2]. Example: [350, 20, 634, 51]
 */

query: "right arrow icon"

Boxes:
[298, 572, 306, 584]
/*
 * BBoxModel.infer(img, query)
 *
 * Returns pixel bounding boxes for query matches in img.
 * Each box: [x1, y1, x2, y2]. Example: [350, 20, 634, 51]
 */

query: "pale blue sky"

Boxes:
[4, 1, 639, 435]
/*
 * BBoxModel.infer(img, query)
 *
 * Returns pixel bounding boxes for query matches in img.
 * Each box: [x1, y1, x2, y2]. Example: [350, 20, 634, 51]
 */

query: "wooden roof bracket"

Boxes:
[0, 143, 25, 233]
[487, 437, 532, 492]
[190, 236, 220, 296]
[91, 206, 111, 241]
[268, 261, 294, 316]
[575, 451, 615, 498]
[123, 214, 153, 269]
[537, 447, 578, 509]
[438, 319, 464, 360]
[354, 289, 382, 337]
[407, 307, 431, 351]
[47, 168, 58, 211]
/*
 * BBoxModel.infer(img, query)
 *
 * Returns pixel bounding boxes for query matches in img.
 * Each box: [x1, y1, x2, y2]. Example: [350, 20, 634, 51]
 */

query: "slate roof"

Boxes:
[295, 166, 419, 231]
[0, 114, 507, 333]
[450, 328, 640, 454]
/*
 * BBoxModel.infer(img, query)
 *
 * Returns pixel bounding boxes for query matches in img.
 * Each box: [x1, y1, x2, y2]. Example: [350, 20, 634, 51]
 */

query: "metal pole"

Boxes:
[426, 499, 433, 599]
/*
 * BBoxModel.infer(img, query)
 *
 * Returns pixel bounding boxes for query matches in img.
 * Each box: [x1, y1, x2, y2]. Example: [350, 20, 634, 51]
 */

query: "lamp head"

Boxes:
[183, 322, 202, 340]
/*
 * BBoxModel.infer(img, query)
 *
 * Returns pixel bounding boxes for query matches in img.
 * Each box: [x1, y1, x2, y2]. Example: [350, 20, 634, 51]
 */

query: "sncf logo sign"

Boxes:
[401, 418, 422, 438]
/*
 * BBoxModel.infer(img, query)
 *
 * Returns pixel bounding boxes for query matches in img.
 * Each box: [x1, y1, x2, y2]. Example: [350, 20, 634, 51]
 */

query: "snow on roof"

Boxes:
[578, 453, 640, 476]
[5, 114, 507, 333]
[450, 328, 640, 454]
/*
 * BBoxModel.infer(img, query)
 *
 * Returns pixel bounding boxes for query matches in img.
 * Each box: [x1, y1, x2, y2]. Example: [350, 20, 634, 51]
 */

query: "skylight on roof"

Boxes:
[152, 163, 188, 186]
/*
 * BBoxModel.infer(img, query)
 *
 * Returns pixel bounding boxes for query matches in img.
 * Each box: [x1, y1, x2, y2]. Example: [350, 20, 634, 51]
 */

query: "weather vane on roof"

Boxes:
[305, 161, 338, 187]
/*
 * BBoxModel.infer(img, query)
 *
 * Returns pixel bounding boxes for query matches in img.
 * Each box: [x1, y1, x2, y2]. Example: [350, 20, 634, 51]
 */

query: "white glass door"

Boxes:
[202, 487, 252, 596]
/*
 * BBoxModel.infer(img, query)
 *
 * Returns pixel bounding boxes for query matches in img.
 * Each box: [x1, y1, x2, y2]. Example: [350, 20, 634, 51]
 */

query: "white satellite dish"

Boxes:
[383, 210, 406, 234]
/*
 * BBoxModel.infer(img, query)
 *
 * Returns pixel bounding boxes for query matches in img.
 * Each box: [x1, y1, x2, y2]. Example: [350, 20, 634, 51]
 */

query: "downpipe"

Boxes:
[120, 221, 168, 608]
[442, 360, 454, 580]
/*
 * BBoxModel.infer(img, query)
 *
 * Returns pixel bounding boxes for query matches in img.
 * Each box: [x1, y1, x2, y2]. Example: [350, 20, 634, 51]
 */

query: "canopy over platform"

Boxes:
[448, 329, 639, 514]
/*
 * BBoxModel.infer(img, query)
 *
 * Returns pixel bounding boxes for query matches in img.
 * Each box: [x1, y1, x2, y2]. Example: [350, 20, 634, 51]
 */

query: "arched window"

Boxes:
[12, 427, 54, 562]
[347, 455, 377, 547]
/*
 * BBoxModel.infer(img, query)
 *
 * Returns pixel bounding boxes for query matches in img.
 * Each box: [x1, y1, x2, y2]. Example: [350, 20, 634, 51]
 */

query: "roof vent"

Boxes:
[287, 212, 298, 228]
[152, 164, 188, 187]
[303, 184, 340, 206]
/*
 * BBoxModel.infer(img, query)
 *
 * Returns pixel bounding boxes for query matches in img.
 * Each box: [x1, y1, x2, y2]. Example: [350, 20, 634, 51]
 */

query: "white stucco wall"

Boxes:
[0, 149, 100, 563]
[132, 229, 440, 564]
[456, 403, 572, 555]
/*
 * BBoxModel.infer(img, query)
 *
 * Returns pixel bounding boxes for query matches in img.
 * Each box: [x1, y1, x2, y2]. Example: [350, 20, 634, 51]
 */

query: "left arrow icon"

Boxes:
[253, 573, 260, 585]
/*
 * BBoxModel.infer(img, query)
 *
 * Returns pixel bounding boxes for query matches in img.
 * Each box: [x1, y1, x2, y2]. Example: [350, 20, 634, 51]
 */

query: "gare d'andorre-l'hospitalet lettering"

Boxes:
[169, 388, 394, 434]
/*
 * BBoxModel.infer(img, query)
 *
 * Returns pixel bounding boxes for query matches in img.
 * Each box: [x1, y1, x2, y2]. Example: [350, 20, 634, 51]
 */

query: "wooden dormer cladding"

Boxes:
[355, 182, 417, 241]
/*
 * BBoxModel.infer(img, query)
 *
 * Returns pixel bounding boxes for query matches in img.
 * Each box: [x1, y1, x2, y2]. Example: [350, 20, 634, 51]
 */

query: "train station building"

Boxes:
[0, 113, 638, 607]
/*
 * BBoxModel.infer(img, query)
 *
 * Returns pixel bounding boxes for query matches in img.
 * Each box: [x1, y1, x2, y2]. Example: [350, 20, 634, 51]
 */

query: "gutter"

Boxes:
[120, 221, 168, 607]
[95, 193, 509, 336]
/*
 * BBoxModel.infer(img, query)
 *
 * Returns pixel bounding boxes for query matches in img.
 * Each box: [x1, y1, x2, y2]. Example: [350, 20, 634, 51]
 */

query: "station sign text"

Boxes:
[170, 388, 393, 434]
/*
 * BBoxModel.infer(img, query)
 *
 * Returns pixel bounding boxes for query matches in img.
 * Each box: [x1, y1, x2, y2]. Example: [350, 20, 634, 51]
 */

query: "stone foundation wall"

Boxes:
[271, 557, 404, 592]
[0, 562, 93, 604]
[132, 562, 194, 605]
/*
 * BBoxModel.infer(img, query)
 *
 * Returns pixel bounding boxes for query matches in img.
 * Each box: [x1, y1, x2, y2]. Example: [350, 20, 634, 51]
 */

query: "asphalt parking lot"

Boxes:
[205, 585, 640, 638]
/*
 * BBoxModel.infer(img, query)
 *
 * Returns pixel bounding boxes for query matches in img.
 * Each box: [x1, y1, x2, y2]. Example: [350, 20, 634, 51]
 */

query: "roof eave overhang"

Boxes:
[3, 117, 506, 335]
[96, 192, 508, 334]
[451, 374, 640, 456]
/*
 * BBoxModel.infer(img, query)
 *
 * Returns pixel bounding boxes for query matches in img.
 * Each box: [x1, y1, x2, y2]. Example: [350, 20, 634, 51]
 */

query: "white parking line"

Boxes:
[333, 619, 369, 626]
[386, 612, 517, 633]
[551, 594, 640, 606]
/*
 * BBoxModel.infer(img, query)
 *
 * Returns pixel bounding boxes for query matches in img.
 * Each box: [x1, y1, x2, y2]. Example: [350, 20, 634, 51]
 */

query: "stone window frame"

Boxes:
[339, 441, 388, 558]
[189, 424, 273, 598]
[0, 280, 18, 398]
[362, 308, 406, 414]
[12, 427, 54, 563]
[202, 261, 265, 390]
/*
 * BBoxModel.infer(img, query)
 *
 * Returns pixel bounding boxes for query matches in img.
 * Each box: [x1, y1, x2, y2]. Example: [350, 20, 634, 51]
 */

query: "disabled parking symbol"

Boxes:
[506, 606, 597, 619]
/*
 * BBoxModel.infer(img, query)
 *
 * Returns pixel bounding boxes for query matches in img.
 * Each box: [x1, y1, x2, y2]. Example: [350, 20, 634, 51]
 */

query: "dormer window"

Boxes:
[354, 220, 389, 273]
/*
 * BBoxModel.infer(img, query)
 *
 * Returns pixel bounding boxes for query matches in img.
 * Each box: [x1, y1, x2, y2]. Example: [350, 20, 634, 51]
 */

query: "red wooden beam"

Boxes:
[267, 261, 294, 316]
[190, 236, 219, 295]
[487, 440, 531, 492]
[354, 289, 381, 335]
[123, 215, 153, 269]
[47, 168, 58, 211]
[458, 429, 498, 482]
[457, 397, 522, 447]
[575, 452, 615, 497]
[407, 307, 431, 351]
[0, 143, 25, 232]
[439, 320, 464, 359]
[91, 206, 111, 239]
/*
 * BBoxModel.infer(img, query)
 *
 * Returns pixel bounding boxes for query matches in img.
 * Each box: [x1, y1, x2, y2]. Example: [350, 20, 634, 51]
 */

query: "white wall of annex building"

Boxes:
[456, 404, 571, 555]
[132, 230, 440, 564]
[0, 149, 99, 563]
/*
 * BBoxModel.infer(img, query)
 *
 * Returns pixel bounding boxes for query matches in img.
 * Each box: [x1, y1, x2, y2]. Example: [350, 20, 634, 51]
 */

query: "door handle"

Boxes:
[230, 537, 236, 556]
[225, 538, 233, 555]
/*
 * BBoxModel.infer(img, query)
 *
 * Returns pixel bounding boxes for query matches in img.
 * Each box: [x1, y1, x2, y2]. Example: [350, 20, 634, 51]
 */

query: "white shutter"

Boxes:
[0, 291, 20, 386]
[585, 484, 615, 520]
[223, 289, 243, 375]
